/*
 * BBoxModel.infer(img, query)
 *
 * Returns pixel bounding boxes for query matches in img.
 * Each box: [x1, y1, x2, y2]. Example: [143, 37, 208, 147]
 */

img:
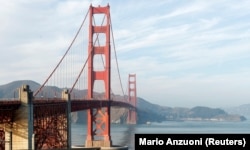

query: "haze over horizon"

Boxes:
[1, 0, 250, 108]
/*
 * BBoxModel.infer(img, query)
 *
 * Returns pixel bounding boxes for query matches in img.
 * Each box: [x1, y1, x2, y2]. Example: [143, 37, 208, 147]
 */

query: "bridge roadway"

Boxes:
[0, 98, 134, 123]
[0, 100, 20, 124]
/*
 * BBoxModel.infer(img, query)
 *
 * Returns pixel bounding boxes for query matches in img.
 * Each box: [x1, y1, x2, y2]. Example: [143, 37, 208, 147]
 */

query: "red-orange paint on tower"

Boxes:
[86, 4, 112, 147]
[127, 74, 137, 124]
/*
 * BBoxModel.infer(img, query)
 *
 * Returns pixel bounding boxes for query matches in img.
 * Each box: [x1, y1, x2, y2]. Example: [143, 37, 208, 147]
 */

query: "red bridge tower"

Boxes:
[86, 5, 112, 147]
[127, 74, 137, 124]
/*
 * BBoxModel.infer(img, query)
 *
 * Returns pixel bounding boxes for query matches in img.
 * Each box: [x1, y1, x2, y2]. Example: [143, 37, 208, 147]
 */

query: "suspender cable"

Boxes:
[34, 9, 90, 96]
[110, 17, 126, 98]
[70, 12, 106, 94]
[69, 22, 103, 94]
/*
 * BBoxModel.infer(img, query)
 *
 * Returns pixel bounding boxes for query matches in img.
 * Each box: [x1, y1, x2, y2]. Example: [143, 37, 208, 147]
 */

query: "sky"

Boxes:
[1, 0, 250, 108]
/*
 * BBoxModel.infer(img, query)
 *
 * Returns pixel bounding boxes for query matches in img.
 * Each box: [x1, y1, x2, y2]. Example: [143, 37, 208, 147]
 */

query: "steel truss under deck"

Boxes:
[33, 100, 68, 149]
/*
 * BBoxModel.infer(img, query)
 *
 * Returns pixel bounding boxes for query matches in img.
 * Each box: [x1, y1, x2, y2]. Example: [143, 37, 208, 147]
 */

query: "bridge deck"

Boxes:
[0, 100, 21, 107]
[0, 98, 134, 115]
[0, 100, 21, 123]
[33, 98, 134, 112]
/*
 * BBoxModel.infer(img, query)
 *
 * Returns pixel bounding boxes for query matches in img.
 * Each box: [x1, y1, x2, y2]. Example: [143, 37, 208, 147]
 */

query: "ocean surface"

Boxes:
[71, 119, 250, 149]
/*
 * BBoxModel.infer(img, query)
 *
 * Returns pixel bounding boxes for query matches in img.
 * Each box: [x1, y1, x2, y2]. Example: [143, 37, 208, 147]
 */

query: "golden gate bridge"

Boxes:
[0, 4, 137, 150]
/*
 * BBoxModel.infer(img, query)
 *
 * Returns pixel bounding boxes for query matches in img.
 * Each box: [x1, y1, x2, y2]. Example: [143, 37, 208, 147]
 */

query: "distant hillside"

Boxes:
[136, 97, 167, 123]
[224, 104, 250, 119]
[0, 80, 247, 124]
[136, 98, 246, 123]
[0, 80, 40, 98]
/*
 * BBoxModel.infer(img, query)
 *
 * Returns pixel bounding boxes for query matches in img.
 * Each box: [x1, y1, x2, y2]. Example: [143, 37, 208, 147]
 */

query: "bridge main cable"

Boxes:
[69, 12, 107, 94]
[34, 9, 90, 97]
[110, 17, 126, 100]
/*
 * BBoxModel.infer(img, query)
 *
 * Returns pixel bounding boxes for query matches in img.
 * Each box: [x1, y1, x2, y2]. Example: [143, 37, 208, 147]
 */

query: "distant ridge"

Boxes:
[0, 80, 247, 123]
[0, 80, 40, 98]
[224, 104, 250, 119]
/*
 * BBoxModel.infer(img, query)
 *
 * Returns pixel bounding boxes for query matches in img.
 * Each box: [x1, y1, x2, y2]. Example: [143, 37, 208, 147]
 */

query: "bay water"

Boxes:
[71, 119, 250, 149]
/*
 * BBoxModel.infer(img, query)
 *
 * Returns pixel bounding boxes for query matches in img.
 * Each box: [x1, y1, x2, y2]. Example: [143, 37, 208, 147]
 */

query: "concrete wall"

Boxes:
[7, 85, 33, 150]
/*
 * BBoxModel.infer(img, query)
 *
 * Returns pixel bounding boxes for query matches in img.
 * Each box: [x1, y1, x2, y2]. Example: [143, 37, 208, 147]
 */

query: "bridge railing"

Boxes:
[33, 97, 65, 102]
[0, 100, 21, 106]
[0, 98, 20, 101]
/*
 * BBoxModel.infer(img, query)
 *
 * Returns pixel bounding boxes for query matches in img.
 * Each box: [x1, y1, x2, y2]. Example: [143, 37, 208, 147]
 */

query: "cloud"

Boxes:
[109, 0, 250, 107]
[139, 70, 250, 107]
[1, 0, 250, 107]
